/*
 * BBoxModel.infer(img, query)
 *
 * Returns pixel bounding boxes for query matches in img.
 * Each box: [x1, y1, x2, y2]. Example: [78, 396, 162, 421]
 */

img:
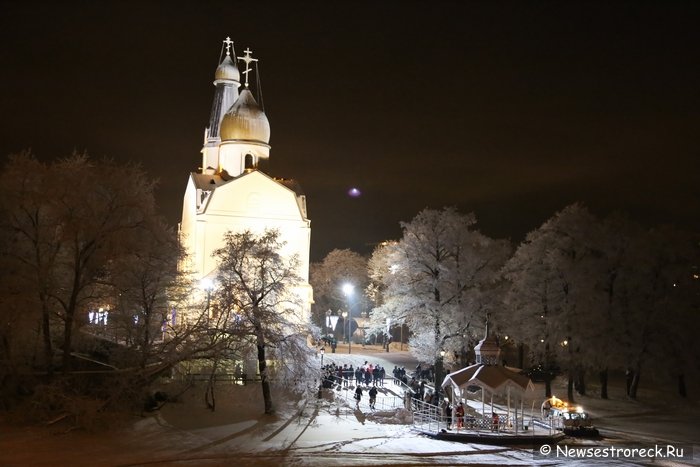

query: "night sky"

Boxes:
[1, 1, 698, 260]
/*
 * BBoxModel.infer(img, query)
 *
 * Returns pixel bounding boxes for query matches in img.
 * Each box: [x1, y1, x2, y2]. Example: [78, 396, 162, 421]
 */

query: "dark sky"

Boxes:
[1, 1, 698, 261]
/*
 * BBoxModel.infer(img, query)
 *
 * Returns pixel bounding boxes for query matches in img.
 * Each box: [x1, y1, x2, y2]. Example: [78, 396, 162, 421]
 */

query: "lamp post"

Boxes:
[328, 312, 339, 353]
[341, 283, 354, 354]
[342, 310, 351, 354]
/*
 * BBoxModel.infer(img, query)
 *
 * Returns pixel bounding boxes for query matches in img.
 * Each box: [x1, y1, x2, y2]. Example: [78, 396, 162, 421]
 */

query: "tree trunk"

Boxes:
[141, 313, 151, 369]
[41, 300, 54, 377]
[62, 312, 74, 373]
[629, 368, 641, 399]
[205, 359, 218, 411]
[678, 374, 687, 398]
[599, 368, 608, 399]
[257, 331, 273, 414]
[567, 370, 575, 403]
[576, 369, 586, 396]
[545, 378, 552, 398]
[62, 265, 82, 373]
[517, 343, 524, 369]
[625, 368, 633, 396]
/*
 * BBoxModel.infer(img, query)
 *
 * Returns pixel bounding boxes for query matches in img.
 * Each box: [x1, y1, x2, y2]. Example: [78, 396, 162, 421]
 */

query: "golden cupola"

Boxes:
[220, 89, 270, 144]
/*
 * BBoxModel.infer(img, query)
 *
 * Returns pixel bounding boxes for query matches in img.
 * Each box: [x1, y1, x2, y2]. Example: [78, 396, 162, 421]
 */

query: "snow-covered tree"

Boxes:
[368, 207, 510, 380]
[0, 152, 158, 374]
[106, 217, 191, 369]
[618, 225, 700, 399]
[501, 204, 603, 400]
[309, 249, 369, 339]
[211, 229, 310, 414]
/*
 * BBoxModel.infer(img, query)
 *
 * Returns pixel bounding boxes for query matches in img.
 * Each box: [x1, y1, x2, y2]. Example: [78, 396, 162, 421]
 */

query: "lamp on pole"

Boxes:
[342, 310, 351, 354]
[341, 283, 354, 354]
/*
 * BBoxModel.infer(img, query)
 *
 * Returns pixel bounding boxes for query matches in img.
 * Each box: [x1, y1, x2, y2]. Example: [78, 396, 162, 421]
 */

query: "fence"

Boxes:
[183, 372, 258, 385]
[411, 396, 555, 435]
[322, 375, 406, 417]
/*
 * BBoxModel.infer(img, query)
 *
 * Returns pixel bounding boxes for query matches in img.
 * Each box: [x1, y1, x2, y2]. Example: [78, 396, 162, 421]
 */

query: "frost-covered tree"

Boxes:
[309, 249, 369, 338]
[619, 225, 700, 399]
[106, 217, 191, 369]
[211, 229, 309, 414]
[584, 213, 641, 399]
[0, 152, 158, 374]
[501, 204, 603, 400]
[369, 207, 510, 381]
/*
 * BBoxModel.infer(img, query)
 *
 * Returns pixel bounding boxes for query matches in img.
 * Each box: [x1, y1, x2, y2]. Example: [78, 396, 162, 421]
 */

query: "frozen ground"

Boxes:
[1, 350, 699, 466]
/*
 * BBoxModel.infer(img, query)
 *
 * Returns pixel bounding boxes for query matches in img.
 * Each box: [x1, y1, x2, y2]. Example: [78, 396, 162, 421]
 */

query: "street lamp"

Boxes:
[341, 283, 354, 354]
[342, 310, 351, 354]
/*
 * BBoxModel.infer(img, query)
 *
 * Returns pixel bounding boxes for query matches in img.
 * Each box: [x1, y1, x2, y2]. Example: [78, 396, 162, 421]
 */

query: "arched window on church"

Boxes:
[244, 153, 255, 170]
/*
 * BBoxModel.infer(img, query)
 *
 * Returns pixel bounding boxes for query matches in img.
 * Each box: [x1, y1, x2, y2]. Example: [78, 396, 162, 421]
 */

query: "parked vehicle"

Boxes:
[542, 396, 599, 437]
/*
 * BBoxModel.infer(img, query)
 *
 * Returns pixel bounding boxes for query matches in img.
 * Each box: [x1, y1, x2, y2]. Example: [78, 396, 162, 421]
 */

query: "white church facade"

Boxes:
[179, 38, 312, 323]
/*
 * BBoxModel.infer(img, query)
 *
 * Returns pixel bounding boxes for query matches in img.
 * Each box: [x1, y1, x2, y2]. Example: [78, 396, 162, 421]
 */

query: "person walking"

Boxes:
[354, 385, 363, 408]
[368, 385, 378, 410]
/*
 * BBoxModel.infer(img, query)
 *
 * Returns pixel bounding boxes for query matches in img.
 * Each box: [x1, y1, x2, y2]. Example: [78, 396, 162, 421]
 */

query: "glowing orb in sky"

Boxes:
[348, 187, 362, 198]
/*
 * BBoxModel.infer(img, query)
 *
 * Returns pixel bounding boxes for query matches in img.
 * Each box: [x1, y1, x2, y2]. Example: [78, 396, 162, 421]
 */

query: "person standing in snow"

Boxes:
[455, 402, 465, 429]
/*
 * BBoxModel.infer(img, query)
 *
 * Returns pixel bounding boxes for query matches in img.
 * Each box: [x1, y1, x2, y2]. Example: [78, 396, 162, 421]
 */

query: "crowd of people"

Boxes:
[320, 361, 388, 390]
[318, 359, 505, 433]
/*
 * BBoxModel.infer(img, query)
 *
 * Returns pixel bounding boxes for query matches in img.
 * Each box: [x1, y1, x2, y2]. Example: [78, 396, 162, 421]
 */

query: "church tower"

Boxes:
[180, 38, 312, 323]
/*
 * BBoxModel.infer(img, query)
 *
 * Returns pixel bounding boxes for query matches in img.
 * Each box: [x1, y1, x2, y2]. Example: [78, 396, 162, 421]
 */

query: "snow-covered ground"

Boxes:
[1, 350, 698, 466]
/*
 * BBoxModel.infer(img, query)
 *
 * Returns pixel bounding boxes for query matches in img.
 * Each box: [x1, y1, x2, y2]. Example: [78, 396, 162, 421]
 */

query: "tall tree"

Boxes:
[369, 207, 510, 381]
[211, 229, 308, 414]
[501, 204, 603, 400]
[309, 249, 369, 338]
[619, 225, 700, 399]
[106, 217, 190, 369]
[0, 152, 157, 373]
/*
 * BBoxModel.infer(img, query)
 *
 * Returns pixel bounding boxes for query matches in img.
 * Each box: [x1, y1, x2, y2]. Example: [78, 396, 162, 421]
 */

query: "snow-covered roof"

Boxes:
[441, 363, 535, 395]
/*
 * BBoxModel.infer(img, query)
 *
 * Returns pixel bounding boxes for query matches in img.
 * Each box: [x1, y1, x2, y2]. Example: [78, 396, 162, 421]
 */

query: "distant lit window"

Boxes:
[89, 307, 109, 325]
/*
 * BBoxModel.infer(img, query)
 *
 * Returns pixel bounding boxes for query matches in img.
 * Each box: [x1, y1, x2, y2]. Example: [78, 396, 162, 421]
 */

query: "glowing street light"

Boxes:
[342, 282, 354, 296]
[341, 283, 354, 354]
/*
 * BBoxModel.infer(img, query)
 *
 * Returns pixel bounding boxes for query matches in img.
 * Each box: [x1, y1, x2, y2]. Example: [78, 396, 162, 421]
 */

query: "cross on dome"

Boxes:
[223, 37, 233, 56]
[237, 47, 258, 88]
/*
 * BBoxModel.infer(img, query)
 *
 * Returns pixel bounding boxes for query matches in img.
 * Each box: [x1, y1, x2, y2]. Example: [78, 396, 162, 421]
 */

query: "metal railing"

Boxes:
[322, 376, 405, 417]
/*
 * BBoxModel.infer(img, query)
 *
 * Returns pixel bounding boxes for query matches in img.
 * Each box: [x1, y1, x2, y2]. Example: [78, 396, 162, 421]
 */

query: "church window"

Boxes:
[244, 153, 254, 169]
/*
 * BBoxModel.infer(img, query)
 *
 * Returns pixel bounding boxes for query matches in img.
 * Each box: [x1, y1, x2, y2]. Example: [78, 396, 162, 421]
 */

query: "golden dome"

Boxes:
[220, 89, 270, 143]
[215, 55, 240, 82]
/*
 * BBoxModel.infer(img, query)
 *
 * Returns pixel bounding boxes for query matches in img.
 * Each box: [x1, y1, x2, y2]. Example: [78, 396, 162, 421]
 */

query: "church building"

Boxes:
[179, 38, 312, 323]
